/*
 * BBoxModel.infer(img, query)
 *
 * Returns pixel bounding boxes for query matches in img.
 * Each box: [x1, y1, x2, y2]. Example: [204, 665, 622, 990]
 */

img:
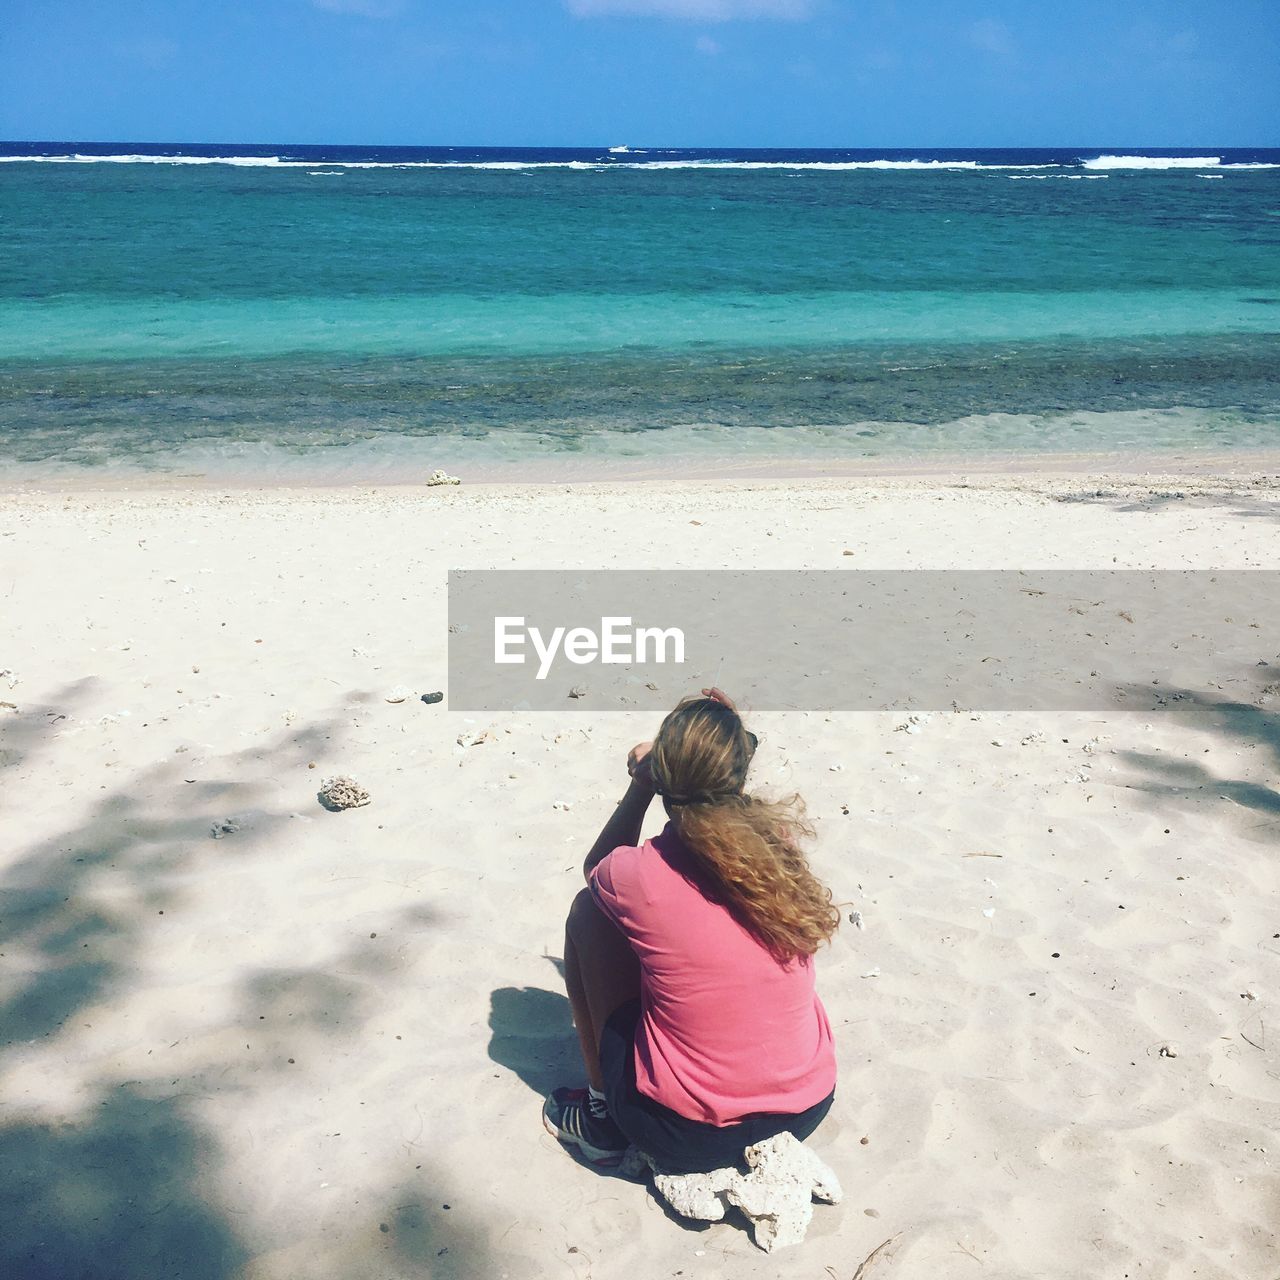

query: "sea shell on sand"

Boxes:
[318, 776, 371, 811]
[384, 685, 414, 703]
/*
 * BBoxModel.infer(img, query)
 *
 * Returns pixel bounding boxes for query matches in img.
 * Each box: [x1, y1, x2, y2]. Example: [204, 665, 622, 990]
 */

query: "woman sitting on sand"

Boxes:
[543, 689, 839, 1173]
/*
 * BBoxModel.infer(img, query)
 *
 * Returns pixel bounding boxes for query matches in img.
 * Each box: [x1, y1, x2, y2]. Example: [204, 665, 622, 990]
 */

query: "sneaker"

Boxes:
[542, 1087, 630, 1167]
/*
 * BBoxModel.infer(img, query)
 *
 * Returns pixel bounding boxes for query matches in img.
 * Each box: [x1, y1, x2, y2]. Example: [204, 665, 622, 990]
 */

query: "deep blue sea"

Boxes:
[1, 142, 1278, 478]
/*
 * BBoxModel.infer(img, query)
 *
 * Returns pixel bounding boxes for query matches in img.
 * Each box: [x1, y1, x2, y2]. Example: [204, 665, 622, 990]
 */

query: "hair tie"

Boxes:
[661, 789, 742, 807]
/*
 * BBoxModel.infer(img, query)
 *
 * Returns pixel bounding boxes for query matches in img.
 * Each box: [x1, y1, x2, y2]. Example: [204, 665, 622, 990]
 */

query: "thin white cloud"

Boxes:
[567, 0, 812, 21]
[968, 17, 1016, 58]
[312, 0, 406, 17]
[696, 35, 723, 54]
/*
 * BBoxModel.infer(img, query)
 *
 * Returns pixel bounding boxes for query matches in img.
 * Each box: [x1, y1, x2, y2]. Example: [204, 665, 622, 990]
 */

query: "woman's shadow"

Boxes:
[488, 965, 713, 1226]
[486, 959, 582, 1096]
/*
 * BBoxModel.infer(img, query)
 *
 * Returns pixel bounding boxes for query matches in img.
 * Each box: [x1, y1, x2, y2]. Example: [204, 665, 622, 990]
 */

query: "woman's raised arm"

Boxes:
[582, 742, 656, 880]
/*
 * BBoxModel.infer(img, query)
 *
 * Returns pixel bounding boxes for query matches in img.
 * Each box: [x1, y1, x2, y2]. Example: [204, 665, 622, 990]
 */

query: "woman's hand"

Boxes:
[627, 741, 655, 793]
[701, 686, 738, 713]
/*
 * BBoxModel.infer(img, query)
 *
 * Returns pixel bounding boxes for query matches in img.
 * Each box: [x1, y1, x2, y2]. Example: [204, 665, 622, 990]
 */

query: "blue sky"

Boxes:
[2, 0, 1277, 146]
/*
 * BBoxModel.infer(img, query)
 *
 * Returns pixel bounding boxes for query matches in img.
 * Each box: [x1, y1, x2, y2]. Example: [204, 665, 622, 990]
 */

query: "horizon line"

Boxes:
[2, 139, 1277, 151]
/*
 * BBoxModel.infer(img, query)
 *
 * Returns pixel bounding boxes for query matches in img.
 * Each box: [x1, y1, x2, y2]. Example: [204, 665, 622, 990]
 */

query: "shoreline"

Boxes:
[6, 444, 1280, 497]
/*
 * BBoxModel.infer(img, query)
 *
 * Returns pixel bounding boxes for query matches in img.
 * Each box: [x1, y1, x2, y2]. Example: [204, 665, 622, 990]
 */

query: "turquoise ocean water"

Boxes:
[1, 144, 1278, 478]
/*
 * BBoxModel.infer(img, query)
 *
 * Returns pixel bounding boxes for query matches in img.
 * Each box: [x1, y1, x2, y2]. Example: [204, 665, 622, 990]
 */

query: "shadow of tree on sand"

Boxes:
[1053, 488, 1280, 524]
[1112, 674, 1280, 844]
[0, 677, 99, 771]
[0, 684, 338, 1047]
[0, 1087, 248, 1280]
[0, 692, 503, 1279]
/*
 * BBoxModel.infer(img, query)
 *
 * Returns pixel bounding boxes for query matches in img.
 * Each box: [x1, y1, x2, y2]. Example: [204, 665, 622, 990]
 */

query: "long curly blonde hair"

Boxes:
[649, 697, 839, 963]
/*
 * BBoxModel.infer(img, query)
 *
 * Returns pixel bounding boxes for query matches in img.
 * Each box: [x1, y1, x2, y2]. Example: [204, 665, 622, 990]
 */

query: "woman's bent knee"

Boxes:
[567, 888, 633, 963]
[567, 886, 605, 940]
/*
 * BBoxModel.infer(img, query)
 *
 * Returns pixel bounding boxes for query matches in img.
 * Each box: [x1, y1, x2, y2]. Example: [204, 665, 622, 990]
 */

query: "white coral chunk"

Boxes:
[318, 775, 371, 811]
[643, 1132, 840, 1254]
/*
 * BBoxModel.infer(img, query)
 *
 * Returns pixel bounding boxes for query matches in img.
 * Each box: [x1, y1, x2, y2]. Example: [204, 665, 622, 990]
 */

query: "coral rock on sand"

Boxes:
[425, 469, 461, 486]
[628, 1132, 842, 1254]
[318, 776, 371, 811]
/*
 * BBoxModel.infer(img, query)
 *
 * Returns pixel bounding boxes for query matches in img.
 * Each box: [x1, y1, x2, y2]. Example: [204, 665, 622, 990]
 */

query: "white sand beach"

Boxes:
[2, 468, 1278, 1279]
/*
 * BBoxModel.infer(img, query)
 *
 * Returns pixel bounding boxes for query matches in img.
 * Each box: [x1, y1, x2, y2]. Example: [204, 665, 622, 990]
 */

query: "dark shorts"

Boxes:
[598, 998, 835, 1175]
